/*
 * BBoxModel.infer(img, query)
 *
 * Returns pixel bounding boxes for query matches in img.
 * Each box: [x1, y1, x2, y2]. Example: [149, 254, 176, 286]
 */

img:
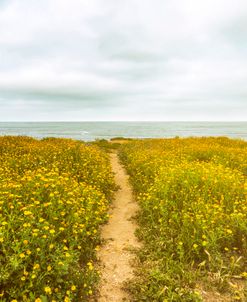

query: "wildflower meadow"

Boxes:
[120, 137, 247, 301]
[0, 136, 115, 301]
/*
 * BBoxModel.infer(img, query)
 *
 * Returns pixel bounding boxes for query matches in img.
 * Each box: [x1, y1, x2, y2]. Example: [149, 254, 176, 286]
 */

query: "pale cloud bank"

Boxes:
[0, 0, 246, 121]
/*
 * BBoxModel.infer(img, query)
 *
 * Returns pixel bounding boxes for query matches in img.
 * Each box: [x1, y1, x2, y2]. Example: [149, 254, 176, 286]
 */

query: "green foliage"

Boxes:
[0, 136, 115, 301]
[120, 137, 247, 301]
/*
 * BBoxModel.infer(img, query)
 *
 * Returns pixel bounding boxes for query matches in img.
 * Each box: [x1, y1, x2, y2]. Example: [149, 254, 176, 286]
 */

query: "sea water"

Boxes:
[0, 122, 246, 141]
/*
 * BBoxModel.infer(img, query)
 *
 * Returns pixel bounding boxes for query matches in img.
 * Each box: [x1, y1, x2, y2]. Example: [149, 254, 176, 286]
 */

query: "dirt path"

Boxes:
[97, 152, 140, 302]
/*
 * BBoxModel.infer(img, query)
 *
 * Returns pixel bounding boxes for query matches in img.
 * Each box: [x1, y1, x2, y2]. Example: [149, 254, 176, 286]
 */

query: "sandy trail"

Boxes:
[97, 152, 140, 302]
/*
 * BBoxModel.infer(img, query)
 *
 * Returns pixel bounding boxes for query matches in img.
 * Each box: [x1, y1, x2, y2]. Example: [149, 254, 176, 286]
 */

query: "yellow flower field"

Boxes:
[120, 137, 247, 301]
[0, 136, 115, 301]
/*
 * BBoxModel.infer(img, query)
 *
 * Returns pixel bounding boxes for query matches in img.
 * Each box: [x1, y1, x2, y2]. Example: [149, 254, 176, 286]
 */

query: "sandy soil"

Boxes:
[97, 152, 140, 302]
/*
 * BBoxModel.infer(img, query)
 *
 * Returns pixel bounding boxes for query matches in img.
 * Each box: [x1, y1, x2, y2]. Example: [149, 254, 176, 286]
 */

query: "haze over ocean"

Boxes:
[0, 122, 246, 141]
[0, 1, 247, 122]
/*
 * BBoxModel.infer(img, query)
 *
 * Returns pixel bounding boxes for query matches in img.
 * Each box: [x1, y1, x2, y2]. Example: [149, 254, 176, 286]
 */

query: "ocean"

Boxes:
[0, 122, 246, 141]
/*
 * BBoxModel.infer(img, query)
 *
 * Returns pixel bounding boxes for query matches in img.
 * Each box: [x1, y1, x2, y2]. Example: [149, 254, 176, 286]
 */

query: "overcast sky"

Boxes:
[0, 0, 246, 121]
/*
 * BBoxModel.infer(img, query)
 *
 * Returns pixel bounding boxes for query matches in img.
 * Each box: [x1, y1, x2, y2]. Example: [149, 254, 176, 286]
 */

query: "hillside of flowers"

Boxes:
[120, 137, 247, 301]
[0, 136, 115, 302]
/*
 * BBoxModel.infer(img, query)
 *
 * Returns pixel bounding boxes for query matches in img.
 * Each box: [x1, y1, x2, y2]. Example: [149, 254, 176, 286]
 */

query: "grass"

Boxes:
[1, 135, 246, 301]
[0, 136, 115, 301]
[119, 137, 247, 301]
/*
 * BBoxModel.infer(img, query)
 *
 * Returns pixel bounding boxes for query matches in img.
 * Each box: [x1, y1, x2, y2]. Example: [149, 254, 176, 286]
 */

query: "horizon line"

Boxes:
[0, 120, 246, 123]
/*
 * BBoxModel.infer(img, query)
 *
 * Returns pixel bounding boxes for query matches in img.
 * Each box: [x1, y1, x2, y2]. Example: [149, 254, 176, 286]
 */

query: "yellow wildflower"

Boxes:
[71, 285, 76, 291]
[44, 286, 52, 295]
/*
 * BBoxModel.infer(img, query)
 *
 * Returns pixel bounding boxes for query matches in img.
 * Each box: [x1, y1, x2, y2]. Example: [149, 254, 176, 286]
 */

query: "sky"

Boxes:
[0, 0, 246, 121]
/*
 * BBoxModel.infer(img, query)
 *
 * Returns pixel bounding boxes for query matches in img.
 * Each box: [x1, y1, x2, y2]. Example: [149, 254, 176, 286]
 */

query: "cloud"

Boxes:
[0, 0, 246, 121]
